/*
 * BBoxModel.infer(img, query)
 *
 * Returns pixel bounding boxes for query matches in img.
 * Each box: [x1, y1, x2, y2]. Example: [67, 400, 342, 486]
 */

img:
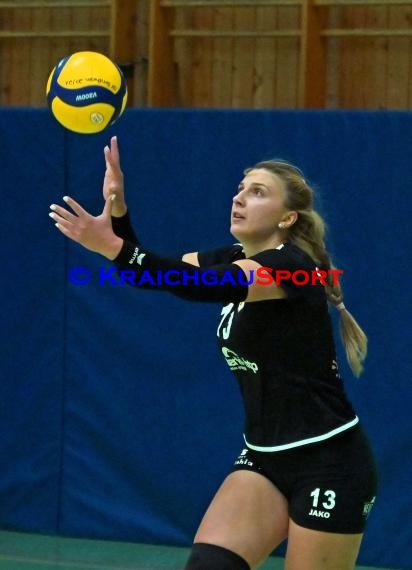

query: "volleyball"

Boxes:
[46, 51, 128, 134]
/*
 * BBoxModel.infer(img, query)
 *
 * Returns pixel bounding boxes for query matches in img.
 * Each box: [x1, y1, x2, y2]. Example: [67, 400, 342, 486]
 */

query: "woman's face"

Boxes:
[230, 168, 290, 243]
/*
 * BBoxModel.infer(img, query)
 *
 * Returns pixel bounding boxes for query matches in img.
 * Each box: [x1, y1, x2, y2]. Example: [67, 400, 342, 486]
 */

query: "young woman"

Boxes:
[49, 136, 377, 570]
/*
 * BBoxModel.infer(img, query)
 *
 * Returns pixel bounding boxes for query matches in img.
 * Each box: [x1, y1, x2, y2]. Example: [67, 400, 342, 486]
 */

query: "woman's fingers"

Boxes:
[103, 193, 116, 216]
[49, 195, 113, 228]
[49, 202, 77, 223]
[49, 197, 90, 237]
[49, 193, 122, 258]
[49, 196, 90, 236]
[109, 135, 120, 163]
[104, 136, 120, 169]
[62, 195, 89, 217]
[53, 217, 72, 236]
[104, 144, 112, 167]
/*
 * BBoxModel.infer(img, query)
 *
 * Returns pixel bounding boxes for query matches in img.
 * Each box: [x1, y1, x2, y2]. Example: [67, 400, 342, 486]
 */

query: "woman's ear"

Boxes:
[279, 211, 298, 229]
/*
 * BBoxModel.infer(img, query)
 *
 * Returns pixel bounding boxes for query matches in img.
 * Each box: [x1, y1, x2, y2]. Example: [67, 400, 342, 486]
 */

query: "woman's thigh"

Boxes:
[194, 470, 289, 568]
[285, 519, 363, 570]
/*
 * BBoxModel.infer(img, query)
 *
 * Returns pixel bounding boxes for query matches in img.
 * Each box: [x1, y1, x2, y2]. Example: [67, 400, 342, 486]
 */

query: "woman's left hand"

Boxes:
[102, 136, 127, 217]
[49, 195, 124, 260]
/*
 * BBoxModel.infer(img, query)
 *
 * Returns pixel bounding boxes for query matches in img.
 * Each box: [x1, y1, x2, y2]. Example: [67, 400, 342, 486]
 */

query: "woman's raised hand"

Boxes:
[50, 194, 123, 260]
[103, 136, 127, 217]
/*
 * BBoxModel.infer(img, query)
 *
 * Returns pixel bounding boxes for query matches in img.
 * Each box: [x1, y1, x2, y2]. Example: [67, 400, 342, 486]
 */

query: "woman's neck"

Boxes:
[241, 236, 286, 258]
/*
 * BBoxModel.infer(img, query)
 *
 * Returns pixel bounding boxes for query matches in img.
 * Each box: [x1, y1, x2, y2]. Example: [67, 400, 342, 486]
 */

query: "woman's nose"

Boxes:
[233, 190, 244, 204]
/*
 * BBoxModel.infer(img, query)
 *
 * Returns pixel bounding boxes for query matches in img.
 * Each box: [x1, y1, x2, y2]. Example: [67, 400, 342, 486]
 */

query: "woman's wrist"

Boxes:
[101, 235, 124, 260]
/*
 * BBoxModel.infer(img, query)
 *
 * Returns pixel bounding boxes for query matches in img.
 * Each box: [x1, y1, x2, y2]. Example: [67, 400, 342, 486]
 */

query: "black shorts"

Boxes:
[231, 425, 378, 533]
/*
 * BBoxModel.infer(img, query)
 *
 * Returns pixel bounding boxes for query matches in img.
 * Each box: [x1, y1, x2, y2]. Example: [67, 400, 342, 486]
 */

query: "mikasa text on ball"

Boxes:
[46, 51, 128, 134]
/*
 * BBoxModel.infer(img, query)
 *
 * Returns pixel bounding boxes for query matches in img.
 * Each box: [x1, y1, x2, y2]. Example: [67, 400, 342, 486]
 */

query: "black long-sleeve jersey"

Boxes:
[112, 213, 358, 452]
[198, 243, 358, 452]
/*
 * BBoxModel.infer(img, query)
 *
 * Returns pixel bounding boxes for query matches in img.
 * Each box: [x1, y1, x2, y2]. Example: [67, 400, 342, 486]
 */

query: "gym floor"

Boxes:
[0, 530, 396, 570]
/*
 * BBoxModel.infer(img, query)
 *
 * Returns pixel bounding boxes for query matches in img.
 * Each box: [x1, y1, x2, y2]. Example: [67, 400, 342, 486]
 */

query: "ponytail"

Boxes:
[325, 270, 368, 378]
[291, 212, 368, 377]
[250, 159, 368, 377]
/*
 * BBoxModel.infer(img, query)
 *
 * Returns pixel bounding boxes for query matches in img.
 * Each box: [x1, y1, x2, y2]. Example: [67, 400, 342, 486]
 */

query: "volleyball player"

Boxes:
[49, 136, 377, 570]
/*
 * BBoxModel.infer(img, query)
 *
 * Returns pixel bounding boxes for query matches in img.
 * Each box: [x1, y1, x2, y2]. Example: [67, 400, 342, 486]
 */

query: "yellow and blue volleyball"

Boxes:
[46, 51, 128, 134]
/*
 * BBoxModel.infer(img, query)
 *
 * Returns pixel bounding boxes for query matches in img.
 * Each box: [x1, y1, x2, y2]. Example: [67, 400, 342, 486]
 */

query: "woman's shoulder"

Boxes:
[198, 243, 245, 266]
[250, 242, 317, 270]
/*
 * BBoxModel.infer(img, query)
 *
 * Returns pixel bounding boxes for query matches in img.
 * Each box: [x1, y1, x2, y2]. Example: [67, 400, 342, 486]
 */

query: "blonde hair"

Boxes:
[250, 160, 368, 377]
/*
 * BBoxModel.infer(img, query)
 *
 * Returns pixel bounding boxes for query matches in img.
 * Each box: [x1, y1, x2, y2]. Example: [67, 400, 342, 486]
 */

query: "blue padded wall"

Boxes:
[0, 108, 411, 569]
